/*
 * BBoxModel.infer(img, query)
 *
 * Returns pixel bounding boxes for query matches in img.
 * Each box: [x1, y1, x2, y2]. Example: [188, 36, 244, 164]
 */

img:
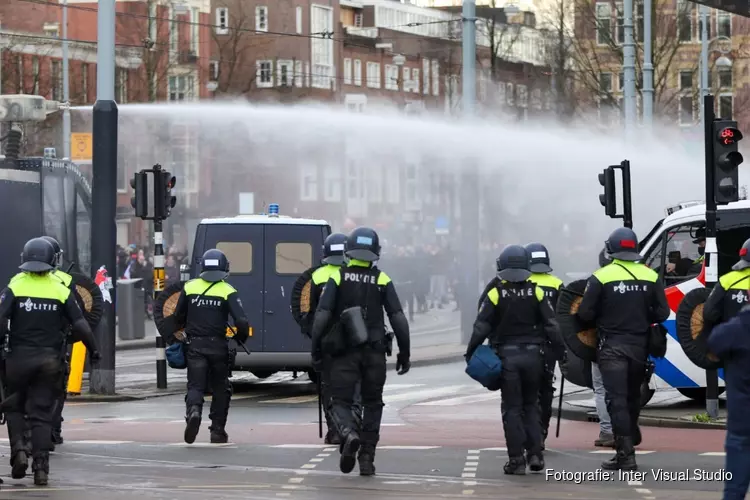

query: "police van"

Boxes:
[188, 204, 330, 380]
[630, 200, 750, 403]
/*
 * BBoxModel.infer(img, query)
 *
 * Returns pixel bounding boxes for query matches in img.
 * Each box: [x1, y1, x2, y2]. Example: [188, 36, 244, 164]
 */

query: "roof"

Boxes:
[199, 215, 329, 226]
[662, 199, 750, 226]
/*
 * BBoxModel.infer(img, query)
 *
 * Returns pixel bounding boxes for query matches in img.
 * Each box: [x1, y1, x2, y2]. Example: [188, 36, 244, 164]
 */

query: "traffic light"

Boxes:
[130, 171, 148, 218]
[598, 166, 616, 217]
[154, 171, 177, 220]
[712, 120, 743, 205]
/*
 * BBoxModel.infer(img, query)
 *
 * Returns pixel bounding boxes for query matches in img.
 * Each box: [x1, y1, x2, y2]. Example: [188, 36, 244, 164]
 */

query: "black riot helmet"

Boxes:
[732, 238, 750, 271]
[524, 242, 552, 273]
[345, 227, 381, 262]
[200, 249, 230, 282]
[496, 245, 531, 282]
[322, 232, 347, 266]
[41, 235, 63, 267]
[19, 237, 56, 273]
[604, 227, 642, 262]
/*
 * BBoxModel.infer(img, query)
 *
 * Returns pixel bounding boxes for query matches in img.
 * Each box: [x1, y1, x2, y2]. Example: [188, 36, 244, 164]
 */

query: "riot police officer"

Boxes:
[576, 227, 669, 471]
[310, 227, 410, 476]
[465, 244, 563, 475]
[0, 237, 99, 486]
[173, 249, 249, 444]
[524, 242, 563, 448]
[306, 232, 362, 445]
[703, 238, 750, 330]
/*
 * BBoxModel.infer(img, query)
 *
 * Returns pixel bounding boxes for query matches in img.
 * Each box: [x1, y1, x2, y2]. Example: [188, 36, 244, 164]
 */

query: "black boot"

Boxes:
[339, 431, 361, 474]
[184, 405, 202, 444]
[324, 430, 341, 445]
[358, 445, 376, 476]
[209, 425, 228, 444]
[528, 453, 544, 472]
[601, 437, 637, 470]
[11, 449, 28, 479]
[32, 453, 49, 486]
[503, 456, 526, 475]
[51, 429, 63, 445]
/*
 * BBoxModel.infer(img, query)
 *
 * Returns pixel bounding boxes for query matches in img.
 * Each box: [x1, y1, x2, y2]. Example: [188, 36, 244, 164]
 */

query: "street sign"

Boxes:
[71, 133, 92, 161]
[435, 216, 449, 235]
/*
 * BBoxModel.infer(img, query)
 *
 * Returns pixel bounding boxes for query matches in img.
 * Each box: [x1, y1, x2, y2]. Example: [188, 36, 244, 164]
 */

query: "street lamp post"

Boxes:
[700, 27, 733, 128]
[393, 54, 406, 109]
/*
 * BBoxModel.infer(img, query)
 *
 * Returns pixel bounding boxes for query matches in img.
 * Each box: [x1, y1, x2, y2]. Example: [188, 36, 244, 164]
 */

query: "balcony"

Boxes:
[178, 51, 199, 65]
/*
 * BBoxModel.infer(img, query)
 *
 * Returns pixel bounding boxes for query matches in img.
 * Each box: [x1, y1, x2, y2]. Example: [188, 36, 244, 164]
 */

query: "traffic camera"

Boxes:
[712, 120, 743, 205]
[598, 166, 616, 217]
[155, 171, 177, 220]
[130, 171, 148, 218]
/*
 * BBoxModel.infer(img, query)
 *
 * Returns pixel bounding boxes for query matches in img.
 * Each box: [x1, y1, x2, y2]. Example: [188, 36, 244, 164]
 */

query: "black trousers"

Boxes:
[185, 343, 231, 430]
[328, 347, 386, 451]
[51, 355, 70, 435]
[539, 350, 557, 439]
[499, 345, 544, 459]
[5, 352, 64, 458]
[322, 358, 362, 436]
[597, 344, 646, 439]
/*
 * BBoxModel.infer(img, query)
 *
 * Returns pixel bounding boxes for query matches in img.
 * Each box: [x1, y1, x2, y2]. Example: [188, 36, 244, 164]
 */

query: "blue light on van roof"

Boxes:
[268, 203, 279, 217]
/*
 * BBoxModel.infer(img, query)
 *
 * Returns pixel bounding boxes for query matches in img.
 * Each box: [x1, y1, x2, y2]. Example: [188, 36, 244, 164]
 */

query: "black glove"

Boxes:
[396, 353, 410, 375]
[89, 350, 101, 364]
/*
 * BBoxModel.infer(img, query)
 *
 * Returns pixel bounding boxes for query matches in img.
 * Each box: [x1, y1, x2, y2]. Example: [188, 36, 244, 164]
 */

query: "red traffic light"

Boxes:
[717, 127, 743, 145]
[167, 175, 176, 190]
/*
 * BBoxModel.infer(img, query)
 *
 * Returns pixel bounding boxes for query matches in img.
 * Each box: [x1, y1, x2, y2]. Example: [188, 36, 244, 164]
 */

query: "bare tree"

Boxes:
[475, 2, 524, 80]
[538, 0, 578, 119]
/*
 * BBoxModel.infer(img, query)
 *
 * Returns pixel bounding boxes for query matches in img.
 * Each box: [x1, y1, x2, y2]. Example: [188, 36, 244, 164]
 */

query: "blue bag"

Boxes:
[465, 344, 503, 391]
[166, 342, 187, 369]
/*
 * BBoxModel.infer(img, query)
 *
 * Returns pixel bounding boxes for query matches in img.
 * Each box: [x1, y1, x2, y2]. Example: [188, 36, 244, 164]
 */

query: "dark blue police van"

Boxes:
[189, 210, 330, 380]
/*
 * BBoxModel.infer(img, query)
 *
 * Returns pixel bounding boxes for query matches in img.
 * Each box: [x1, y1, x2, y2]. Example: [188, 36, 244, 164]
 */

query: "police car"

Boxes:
[188, 204, 331, 380]
[635, 199, 750, 403]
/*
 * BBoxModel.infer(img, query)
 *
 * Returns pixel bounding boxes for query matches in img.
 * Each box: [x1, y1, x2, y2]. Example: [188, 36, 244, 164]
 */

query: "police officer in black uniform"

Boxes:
[310, 227, 410, 476]
[703, 238, 750, 329]
[173, 249, 249, 444]
[0, 237, 99, 486]
[466, 244, 563, 475]
[576, 227, 670, 471]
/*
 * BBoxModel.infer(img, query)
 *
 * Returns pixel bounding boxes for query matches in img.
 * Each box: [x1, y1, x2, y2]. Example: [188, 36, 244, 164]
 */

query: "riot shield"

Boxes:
[556, 278, 597, 362]
[676, 287, 722, 370]
[291, 266, 320, 327]
[154, 282, 186, 339]
[70, 272, 104, 331]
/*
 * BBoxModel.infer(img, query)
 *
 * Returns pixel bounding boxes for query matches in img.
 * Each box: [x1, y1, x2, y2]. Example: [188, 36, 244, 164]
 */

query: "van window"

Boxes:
[216, 242, 252, 273]
[276, 242, 312, 274]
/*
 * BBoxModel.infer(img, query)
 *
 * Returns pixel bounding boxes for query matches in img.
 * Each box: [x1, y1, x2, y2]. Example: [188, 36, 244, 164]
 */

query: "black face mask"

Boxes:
[698, 247, 705, 256]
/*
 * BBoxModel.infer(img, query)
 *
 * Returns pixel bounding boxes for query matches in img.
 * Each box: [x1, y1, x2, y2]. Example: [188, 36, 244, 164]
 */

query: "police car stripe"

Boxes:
[675, 277, 704, 296]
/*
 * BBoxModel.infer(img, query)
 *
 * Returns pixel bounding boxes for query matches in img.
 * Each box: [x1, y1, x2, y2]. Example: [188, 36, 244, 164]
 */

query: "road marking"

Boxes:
[383, 385, 465, 404]
[462, 449, 479, 490]
[271, 444, 329, 449]
[700, 452, 725, 456]
[291, 449, 330, 487]
[480, 447, 506, 451]
[589, 450, 655, 454]
[635, 488, 652, 494]
[69, 440, 134, 445]
[628, 480, 643, 486]
[168, 442, 236, 448]
[378, 446, 440, 450]
[416, 392, 500, 406]
[259, 395, 318, 404]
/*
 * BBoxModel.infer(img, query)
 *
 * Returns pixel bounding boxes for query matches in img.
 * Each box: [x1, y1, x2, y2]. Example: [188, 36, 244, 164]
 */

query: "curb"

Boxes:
[387, 353, 464, 369]
[559, 406, 727, 430]
[116, 339, 156, 351]
[67, 389, 184, 402]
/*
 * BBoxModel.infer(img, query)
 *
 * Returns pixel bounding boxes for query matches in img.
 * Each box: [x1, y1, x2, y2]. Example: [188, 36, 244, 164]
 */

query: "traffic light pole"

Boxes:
[703, 94, 720, 419]
[153, 218, 167, 389]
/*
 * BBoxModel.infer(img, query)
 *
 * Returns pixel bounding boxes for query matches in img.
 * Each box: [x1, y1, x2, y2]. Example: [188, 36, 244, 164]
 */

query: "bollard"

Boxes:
[156, 336, 167, 389]
[67, 341, 87, 395]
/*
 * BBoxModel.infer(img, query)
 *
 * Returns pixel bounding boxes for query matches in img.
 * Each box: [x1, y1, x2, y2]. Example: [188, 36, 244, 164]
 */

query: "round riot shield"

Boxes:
[154, 281, 186, 338]
[676, 287, 722, 370]
[560, 350, 593, 389]
[70, 272, 104, 331]
[291, 266, 319, 327]
[556, 278, 597, 362]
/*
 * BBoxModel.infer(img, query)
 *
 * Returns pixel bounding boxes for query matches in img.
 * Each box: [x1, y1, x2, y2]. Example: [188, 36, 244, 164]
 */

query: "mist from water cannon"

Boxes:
[73, 100, 707, 274]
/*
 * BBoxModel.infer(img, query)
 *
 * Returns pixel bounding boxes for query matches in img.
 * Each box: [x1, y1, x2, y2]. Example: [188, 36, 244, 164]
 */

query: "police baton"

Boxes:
[556, 375, 565, 438]
[226, 325, 251, 355]
[317, 380, 323, 439]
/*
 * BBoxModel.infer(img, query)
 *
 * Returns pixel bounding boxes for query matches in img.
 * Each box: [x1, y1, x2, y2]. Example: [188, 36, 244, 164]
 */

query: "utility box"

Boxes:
[117, 278, 145, 340]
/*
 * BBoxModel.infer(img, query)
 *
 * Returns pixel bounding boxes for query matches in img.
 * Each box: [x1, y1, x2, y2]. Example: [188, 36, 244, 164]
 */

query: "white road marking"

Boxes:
[70, 440, 133, 445]
[378, 446, 440, 450]
[271, 444, 329, 449]
[628, 480, 643, 486]
[479, 447, 506, 451]
[462, 450, 480, 492]
[635, 488, 652, 494]
[700, 452, 725, 456]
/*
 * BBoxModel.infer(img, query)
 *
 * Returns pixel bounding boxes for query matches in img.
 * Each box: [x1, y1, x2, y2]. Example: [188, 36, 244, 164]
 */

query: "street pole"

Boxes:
[89, 0, 118, 395]
[623, 0, 637, 134]
[62, 0, 71, 160]
[699, 5, 709, 132]
[642, 0, 653, 128]
[460, 0, 479, 344]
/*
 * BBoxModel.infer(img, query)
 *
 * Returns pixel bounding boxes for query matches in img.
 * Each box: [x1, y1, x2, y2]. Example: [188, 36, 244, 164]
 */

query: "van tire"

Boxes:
[251, 371, 275, 379]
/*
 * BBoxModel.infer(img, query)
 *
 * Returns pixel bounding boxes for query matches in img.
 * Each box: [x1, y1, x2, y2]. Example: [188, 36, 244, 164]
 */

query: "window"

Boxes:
[677, 0, 692, 41]
[256, 6, 268, 32]
[210, 61, 219, 80]
[385, 64, 398, 90]
[169, 75, 194, 101]
[353, 59, 362, 86]
[51, 60, 62, 100]
[344, 58, 352, 84]
[431, 59, 439, 95]
[354, 12, 363, 27]
[402, 67, 410, 91]
[115, 68, 128, 103]
[517, 84, 528, 108]
[43, 23, 59, 38]
[635, 1, 644, 42]
[679, 95, 693, 126]
[191, 8, 199, 55]
[618, 72, 624, 91]
[81, 63, 88, 101]
[616, 3, 624, 44]
[323, 165, 342, 201]
[679, 70, 693, 91]
[31, 57, 39, 94]
[216, 8, 229, 35]
[596, 2, 611, 45]
[256, 60, 272, 88]
[296, 6, 303, 34]
[697, 10, 711, 40]
[411, 68, 419, 93]
[422, 59, 430, 94]
[295, 60, 303, 87]
[643, 224, 703, 286]
[717, 11, 731, 37]
[277, 60, 292, 86]
[506, 82, 514, 105]
[305, 62, 310, 87]
[149, 1, 157, 40]
[719, 94, 733, 119]
[718, 68, 732, 88]
[275, 243, 312, 274]
[216, 242, 252, 273]
[300, 165, 317, 201]
[169, 9, 178, 60]
[599, 72, 613, 94]
[311, 5, 334, 89]
[366, 62, 380, 88]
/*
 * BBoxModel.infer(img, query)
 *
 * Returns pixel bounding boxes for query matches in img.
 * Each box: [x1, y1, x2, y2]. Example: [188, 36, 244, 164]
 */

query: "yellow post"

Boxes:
[67, 341, 87, 395]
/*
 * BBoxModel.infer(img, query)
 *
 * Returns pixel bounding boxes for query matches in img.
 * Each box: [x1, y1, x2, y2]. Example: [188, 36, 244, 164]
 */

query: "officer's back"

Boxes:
[704, 238, 750, 329]
[180, 277, 238, 340]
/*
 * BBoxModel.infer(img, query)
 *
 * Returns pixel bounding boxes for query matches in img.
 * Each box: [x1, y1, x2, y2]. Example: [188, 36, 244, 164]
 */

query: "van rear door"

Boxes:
[202, 223, 264, 353]
[263, 224, 323, 353]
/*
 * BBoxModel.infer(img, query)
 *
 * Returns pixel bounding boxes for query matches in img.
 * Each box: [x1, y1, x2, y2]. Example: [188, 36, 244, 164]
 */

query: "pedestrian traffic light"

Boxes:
[130, 171, 148, 218]
[154, 171, 177, 220]
[598, 166, 616, 217]
[712, 120, 743, 205]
